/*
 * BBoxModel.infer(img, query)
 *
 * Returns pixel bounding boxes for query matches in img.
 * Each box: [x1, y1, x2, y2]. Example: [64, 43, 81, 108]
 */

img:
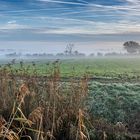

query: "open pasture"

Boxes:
[2, 57, 140, 82]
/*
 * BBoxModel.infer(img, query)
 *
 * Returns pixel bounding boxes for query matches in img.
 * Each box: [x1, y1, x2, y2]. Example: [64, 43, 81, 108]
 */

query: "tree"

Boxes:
[65, 43, 74, 55]
[97, 52, 103, 57]
[74, 50, 79, 56]
[123, 41, 140, 54]
[89, 53, 95, 57]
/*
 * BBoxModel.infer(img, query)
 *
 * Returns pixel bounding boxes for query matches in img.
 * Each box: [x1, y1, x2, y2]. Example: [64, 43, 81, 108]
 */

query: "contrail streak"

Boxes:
[0, 7, 71, 13]
[39, 0, 87, 6]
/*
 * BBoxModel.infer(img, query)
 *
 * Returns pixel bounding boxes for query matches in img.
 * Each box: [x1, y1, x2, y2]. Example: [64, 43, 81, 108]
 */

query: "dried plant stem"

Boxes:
[37, 115, 43, 140]
[50, 97, 56, 140]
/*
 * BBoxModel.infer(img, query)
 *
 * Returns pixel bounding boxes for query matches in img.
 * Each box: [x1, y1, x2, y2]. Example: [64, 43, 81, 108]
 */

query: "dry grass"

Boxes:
[0, 61, 91, 140]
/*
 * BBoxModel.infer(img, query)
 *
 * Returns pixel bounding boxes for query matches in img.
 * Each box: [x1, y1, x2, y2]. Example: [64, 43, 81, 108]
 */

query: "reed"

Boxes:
[0, 61, 90, 140]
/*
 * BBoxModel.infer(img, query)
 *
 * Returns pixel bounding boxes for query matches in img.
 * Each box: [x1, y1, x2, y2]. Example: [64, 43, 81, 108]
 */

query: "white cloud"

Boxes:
[38, 0, 86, 5]
[124, 0, 140, 4]
[0, 21, 28, 30]
[7, 20, 17, 24]
[34, 19, 140, 35]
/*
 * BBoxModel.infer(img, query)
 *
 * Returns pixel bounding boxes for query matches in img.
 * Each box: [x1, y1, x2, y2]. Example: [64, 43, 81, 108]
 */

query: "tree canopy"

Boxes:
[123, 41, 140, 54]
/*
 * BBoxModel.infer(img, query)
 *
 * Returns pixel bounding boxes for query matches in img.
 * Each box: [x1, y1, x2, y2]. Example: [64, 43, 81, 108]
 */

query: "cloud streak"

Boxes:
[38, 0, 87, 6]
[0, 0, 140, 42]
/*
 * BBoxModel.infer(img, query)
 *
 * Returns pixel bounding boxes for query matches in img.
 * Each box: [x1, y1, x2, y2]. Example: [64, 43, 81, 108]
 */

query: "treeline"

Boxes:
[6, 52, 125, 58]
[5, 41, 140, 58]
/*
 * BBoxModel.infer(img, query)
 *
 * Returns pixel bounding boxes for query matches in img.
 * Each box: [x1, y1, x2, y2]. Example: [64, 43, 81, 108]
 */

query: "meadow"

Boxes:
[7, 57, 140, 81]
[0, 57, 140, 140]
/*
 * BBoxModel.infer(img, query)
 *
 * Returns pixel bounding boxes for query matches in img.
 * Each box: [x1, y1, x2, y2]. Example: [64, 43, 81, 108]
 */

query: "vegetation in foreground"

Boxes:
[0, 62, 90, 140]
[0, 60, 139, 140]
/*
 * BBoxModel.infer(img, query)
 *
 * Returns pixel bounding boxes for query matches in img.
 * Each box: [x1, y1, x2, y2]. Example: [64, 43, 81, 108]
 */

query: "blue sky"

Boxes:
[0, 0, 140, 53]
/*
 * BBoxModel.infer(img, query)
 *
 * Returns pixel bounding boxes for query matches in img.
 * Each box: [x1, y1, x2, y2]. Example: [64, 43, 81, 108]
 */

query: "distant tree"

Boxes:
[56, 53, 64, 56]
[97, 52, 103, 57]
[64, 50, 68, 55]
[65, 43, 74, 55]
[78, 53, 85, 57]
[105, 52, 120, 56]
[74, 50, 79, 56]
[6, 52, 21, 57]
[123, 41, 140, 54]
[11, 59, 16, 64]
[89, 53, 95, 57]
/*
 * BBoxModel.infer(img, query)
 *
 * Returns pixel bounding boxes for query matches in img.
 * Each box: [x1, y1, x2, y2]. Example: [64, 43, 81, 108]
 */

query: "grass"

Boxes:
[88, 82, 140, 128]
[0, 58, 139, 139]
[88, 81, 140, 139]
[2, 57, 140, 79]
[0, 62, 91, 140]
[54, 57, 140, 78]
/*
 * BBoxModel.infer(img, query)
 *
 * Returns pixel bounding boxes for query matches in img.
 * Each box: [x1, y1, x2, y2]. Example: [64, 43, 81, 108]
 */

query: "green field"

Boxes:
[58, 57, 140, 78]
[4, 57, 140, 80]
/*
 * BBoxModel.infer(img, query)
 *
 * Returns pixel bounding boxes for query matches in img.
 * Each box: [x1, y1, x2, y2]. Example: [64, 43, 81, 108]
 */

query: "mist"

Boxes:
[0, 41, 125, 57]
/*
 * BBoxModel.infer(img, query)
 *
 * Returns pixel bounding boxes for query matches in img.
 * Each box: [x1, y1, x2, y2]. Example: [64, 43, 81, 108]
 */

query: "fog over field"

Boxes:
[0, 41, 125, 57]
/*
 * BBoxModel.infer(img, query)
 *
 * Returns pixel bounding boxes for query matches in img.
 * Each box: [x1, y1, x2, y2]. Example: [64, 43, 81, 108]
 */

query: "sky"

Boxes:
[0, 0, 140, 54]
